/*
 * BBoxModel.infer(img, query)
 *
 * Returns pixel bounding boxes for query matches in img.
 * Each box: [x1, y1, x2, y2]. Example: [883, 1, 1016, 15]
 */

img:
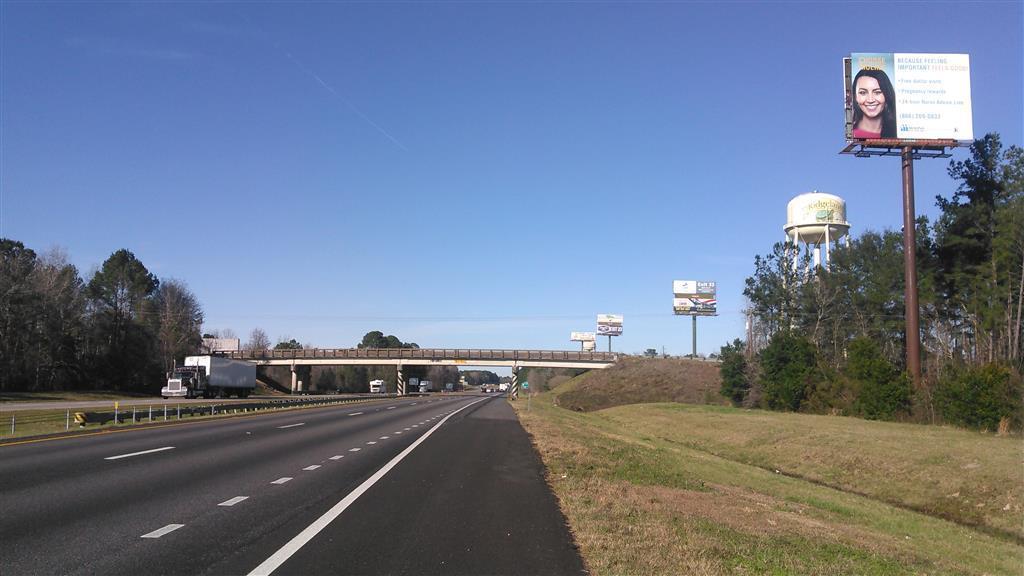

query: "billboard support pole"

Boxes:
[901, 146, 922, 389]
[841, 140, 957, 390]
[692, 315, 697, 358]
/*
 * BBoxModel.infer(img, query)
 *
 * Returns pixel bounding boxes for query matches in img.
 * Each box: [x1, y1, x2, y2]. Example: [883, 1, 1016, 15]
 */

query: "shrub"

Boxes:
[759, 331, 818, 411]
[847, 337, 912, 420]
[933, 363, 1023, 431]
[718, 339, 749, 406]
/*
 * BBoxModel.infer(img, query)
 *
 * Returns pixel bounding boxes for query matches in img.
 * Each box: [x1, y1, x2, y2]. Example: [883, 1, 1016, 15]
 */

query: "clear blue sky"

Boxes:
[3, 1, 1022, 365]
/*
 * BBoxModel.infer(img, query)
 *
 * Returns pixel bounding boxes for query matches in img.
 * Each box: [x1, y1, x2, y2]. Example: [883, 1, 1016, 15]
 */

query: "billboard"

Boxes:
[582, 340, 596, 351]
[570, 331, 596, 342]
[673, 280, 717, 316]
[597, 314, 623, 336]
[845, 53, 973, 142]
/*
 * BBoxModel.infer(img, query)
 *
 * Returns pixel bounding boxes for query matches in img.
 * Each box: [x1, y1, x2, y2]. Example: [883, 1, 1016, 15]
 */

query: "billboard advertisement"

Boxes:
[583, 340, 596, 351]
[845, 53, 973, 142]
[673, 280, 716, 296]
[597, 314, 623, 336]
[673, 280, 717, 316]
[570, 331, 596, 342]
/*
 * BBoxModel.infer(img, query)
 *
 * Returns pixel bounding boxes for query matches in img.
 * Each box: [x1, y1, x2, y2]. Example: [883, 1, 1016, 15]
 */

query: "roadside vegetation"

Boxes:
[514, 393, 1023, 575]
[736, 134, 1022, 433]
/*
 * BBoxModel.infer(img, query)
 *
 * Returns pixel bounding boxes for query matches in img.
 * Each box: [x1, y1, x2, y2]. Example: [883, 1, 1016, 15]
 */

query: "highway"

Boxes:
[0, 394, 585, 575]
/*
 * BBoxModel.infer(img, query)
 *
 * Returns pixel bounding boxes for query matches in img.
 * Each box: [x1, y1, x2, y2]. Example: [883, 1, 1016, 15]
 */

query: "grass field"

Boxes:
[514, 395, 1024, 575]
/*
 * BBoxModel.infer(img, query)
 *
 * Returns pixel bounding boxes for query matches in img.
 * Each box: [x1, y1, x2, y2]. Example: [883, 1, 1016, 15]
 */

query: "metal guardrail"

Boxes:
[219, 348, 618, 362]
[2, 395, 398, 440]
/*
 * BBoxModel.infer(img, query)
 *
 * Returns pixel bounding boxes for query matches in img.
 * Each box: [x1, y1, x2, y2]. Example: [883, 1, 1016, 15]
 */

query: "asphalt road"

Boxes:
[0, 394, 585, 575]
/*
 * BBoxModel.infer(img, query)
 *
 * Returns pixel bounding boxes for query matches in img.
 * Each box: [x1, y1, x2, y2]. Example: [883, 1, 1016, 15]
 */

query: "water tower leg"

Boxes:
[825, 225, 832, 268]
[692, 315, 697, 358]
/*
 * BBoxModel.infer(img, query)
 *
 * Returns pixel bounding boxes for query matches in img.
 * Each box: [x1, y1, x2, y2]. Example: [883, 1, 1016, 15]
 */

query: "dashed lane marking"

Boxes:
[278, 423, 305, 429]
[366, 441, 377, 445]
[349, 448, 361, 452]
[142, 524, 184, 538]
[105, 446, 175, 461]
[379, 436, 389, 440]
[219, 496, 249, 507]
[271, 477, 293, 485]
[303, 465, 321, 471]
[329, 455, 344, 460]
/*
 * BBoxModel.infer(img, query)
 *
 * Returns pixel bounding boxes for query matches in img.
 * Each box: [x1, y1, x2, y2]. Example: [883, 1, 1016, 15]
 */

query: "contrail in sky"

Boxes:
[240, 14, 407, 151]
[278, 48, 409, 152]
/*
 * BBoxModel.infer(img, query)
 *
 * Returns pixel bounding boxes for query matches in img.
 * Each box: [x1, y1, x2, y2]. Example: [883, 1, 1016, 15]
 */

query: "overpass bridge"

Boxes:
[216, 348, 617, 397]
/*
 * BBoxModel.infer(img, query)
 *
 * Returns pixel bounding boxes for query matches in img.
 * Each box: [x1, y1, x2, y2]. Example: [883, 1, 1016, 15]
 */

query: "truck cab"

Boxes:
[162, 365, 206, 399]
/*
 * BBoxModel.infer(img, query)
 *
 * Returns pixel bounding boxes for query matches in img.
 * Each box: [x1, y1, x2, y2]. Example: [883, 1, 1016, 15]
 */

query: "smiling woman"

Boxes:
[851, 68, 897, 138]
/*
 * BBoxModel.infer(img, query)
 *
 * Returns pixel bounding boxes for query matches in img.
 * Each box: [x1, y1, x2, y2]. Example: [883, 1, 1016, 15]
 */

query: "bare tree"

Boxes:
[154, 279, 204, 374]
[246, 328, 271, 352]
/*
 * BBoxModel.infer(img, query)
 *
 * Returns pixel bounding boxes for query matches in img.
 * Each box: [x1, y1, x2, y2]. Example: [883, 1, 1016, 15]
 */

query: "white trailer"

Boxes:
[419, 380, 433, 393]
[369, 379, 386, 393]
[162, 356, 256, 399]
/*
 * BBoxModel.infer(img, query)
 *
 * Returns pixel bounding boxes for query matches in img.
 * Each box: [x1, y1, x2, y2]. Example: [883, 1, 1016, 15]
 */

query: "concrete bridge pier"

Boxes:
[509, 365, 520, 400]
[397, 365, 405, 395]
[290, 363, 298, 394]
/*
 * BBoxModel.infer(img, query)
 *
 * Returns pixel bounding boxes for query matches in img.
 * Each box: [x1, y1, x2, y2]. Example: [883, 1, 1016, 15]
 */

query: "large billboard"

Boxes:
[570, 331, 596, 342]
[673, 280, 717, 316]
[596, 314, 623, 336]
[845, 53, 973, 142]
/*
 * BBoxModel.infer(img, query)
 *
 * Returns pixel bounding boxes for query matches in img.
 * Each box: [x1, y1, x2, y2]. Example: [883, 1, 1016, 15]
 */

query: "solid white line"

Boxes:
[278, 423, 305, 429]
[219, 496, 249, 507]
[271, 477, 293, 485]
[105, 446, 175, 461]
[303, 465, 321, 471]
[329, 455, 344, 460]
[246, 397, 486, 576]
[348, 448, 361, 452]
[348, 412, 363, 416]
[141, 524, 185, 538]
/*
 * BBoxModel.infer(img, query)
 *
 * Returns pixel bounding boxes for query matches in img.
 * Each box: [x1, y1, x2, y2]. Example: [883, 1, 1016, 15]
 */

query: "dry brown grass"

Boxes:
[554, 356, 723, 412]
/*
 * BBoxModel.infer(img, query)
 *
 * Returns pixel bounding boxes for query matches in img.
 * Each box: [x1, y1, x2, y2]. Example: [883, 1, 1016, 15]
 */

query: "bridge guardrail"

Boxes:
[219, 348, 618, 362]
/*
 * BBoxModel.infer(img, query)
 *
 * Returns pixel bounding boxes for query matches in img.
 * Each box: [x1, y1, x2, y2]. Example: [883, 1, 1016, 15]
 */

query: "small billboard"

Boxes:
[570, 331, 596, 342]
[597, 314, 623, 336]
[582, 340, 596, 351]
[845, 53, 973, 142]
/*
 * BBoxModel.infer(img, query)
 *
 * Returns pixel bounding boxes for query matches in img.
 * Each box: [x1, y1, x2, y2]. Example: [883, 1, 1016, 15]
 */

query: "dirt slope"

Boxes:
[552, 356, 724, 412]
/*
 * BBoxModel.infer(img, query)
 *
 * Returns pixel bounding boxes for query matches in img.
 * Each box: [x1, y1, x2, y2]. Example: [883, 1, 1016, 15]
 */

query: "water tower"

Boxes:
[784, 191, 851, 270]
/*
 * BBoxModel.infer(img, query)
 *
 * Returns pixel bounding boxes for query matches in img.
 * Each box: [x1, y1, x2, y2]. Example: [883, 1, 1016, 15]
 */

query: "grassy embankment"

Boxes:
[513, 361, 1023, 575]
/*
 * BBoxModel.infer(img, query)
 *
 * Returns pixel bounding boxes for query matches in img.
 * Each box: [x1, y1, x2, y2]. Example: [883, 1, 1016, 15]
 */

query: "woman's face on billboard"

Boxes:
[855, 76, 886, 118]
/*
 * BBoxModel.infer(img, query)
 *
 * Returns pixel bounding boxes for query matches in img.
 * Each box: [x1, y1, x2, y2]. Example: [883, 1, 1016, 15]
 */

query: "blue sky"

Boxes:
[3, 1, 1022, 365]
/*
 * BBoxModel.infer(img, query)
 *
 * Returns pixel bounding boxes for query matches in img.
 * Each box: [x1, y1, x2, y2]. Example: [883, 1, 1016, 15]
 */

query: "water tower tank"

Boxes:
[783, 191, 851, 269]
[784, 192, 850, 245]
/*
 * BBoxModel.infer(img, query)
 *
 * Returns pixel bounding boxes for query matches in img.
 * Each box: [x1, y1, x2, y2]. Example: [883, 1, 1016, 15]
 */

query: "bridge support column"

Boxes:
[509, 366, 520, 400]
[290, 363, 298, 394]
[397, 365, 405, 396]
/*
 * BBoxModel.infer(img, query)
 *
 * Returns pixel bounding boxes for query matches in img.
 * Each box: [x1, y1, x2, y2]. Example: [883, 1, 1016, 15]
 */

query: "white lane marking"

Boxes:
[271, 477, 293, 485]
[141, 524, 185, 538]
[348, 412, 363, 416]
[246, 397, 486, 576]
[394, 431, 403, 435]
[219, 496, 249, 507]
[366, 441, 377, 445]
[379, 436, 389, 440]
[349, 448, 361, 452]
[278, 423, 305, 429]
[411, 403, 417, 405]
[411, 425, 419, 428]
[386, 406, 396, 410]
[303, 465, 321, 471]
[105, 446, 175, 461]
[329, 455, 344, 460]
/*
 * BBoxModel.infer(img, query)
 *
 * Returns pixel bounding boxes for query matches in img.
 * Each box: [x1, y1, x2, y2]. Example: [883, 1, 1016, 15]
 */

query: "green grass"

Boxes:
[515, 395, 1024, 575]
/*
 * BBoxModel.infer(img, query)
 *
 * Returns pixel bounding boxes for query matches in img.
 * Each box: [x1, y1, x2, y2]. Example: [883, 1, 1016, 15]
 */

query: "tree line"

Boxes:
[723, 133, 1023, 432]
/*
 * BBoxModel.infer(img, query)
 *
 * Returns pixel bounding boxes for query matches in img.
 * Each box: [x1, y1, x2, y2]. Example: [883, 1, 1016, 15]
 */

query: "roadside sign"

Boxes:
[521, 382, 529, 389]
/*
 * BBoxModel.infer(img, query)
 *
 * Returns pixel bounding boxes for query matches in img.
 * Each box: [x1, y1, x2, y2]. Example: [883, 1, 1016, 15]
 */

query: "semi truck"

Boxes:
[369, 379, 386, 393]
[419, 380, 433, 393]
[161, 356, 256, 399]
